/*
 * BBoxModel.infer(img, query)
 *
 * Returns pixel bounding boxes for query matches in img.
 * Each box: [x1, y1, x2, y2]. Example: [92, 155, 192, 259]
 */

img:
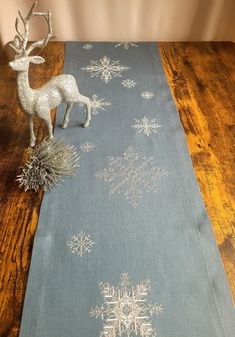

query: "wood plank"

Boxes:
[0, 42, 65, 337]
[158, 41, 235, 303]
[0, 41, 234, 336]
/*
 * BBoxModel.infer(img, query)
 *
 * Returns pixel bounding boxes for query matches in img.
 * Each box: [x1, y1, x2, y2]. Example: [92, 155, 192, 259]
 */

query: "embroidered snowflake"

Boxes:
[115, 42, 139, 49]
[67, 231, 95, 257]
[132, 117, 161, 136]
[80, 142, 95, 153]
[83, 43, 93, 50]
[90, 273, 163, 337]
[121, 79, 137, 88]
[91, 94, 111, 115]
[95, 146, 168, 208]
[141, 92, 154, 100]
[81, 56, 129, 83]
[79, 94, 111, 115]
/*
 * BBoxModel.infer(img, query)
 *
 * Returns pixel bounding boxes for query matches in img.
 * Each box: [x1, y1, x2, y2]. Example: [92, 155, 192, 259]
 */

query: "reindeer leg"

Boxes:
[28, 115, 36, 147]
[44, 115, 53, 139]
[61, 103, 73, 129]
[47, 120, 53, 139]
[78, 95, 91, 128]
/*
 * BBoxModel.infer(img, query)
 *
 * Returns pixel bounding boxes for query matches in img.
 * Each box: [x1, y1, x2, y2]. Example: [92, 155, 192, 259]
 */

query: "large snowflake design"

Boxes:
[67, 231, 95, 257]
[90, 273, 163, 337]
[132, 117, 161, 136]
[122, 79, 137, 88]
[141, 92, 154, 100]
[80, 142, 95, 153]
[95, 146, 168, 208]
[115, 42, 139, 49]
[81, 56, 129, 83]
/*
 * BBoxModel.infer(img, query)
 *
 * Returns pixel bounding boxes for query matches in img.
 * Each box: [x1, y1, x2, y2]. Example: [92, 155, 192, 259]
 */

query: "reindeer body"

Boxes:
[9, 1, 91, 147]
[17, 73, 82, 112]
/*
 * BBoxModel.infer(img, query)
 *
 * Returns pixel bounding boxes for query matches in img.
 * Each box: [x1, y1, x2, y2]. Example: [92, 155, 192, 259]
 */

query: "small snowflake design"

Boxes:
[121, 79, 137, 88]
[132, 116, 161, 136]
[91, 94, 111, 115]
[141, 91, 154, 100]
[67, 231, 95, 257]
[80, 142, 95, 153]
[81, 56, 129, 83]
[95, 146, 168, 208]
[79, 94, 111, 115]
[115, 42, 139, 49]
[90, 273, 163, 337]
[82, 43, 93, 50]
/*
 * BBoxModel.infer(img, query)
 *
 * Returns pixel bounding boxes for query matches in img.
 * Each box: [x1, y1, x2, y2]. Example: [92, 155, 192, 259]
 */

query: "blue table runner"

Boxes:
[19, 42, 234, 337]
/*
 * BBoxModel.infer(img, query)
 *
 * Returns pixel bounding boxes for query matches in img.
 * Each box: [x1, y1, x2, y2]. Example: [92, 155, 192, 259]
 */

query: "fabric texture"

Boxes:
[19, 42, 234, 337]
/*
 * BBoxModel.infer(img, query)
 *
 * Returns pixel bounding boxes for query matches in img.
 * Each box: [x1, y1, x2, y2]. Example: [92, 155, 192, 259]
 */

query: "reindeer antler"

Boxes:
[9, 1, 56, 56]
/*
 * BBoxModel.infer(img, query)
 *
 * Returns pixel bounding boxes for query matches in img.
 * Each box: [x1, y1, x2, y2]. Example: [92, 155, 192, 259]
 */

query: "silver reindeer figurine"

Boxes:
[9, 1, 91, 147]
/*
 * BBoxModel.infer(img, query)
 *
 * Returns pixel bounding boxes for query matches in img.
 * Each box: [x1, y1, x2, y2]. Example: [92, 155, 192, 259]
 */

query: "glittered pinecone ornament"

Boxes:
[17, 138, 79, 191]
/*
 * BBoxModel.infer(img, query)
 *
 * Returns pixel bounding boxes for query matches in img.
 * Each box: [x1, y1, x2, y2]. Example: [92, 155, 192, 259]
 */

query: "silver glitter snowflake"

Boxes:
[82, 43, 93, 50]
[132, 116, 161, 136]
[121, 79, 137, 88]
[141, 91, 154, 100]
[80, 142, 95, 153]
[115, 42, 139, 49]
[79, 94, 111, 115]
[91, 94, 111, 115]
[90, 273, 163, 337]
[81, 56, 129, 83]
[67, 231, 95, 257]
[95, 146, 168, 208]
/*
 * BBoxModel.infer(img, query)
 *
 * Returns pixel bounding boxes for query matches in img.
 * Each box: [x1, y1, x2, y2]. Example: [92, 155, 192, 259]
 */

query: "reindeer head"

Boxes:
[9, 55, 45, 72]
[9, 1, 56, 72]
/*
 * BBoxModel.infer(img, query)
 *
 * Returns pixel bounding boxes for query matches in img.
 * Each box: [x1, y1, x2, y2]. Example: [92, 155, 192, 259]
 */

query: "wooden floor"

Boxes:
[0, 41, 234, 336]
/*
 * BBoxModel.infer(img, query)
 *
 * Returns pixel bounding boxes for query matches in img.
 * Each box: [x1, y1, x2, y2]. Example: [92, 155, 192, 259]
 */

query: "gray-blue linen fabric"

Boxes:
[19, 42, 234, 337]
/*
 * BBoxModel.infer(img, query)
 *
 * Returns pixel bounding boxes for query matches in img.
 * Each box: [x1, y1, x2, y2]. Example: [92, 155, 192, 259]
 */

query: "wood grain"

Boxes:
[158, 42, 235, 302]
[0, 42, 65, 337]
[0, 42, 234, 336]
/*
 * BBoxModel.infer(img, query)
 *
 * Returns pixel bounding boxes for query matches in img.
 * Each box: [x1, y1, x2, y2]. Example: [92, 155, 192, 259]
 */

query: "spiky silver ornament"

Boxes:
[17, 138, 79, 191]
